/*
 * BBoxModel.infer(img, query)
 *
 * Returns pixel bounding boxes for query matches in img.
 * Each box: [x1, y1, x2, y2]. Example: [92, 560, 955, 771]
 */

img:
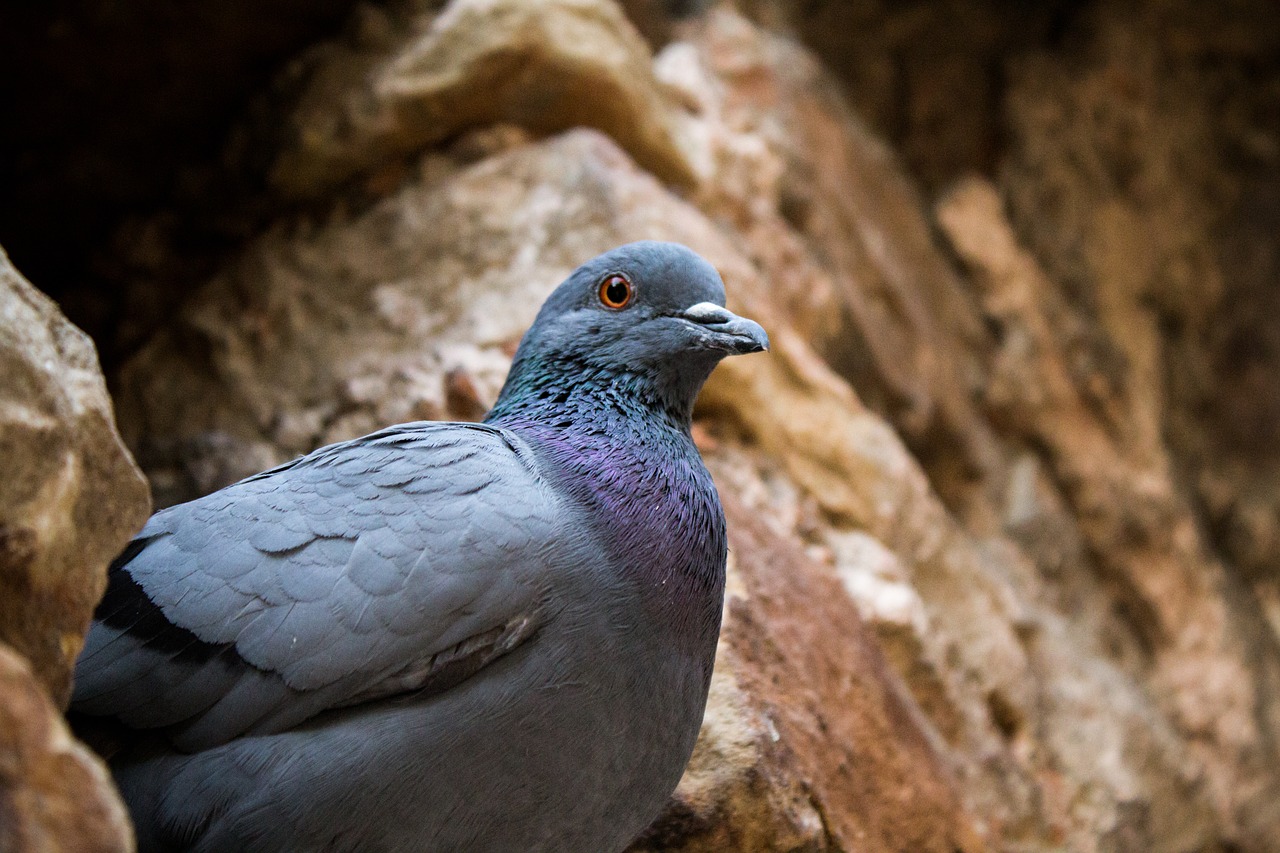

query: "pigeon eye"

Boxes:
[598, 274, 634, 310]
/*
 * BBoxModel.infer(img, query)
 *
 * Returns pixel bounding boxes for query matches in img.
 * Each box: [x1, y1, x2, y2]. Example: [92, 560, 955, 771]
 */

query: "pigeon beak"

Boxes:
[680, 302, 770, 355]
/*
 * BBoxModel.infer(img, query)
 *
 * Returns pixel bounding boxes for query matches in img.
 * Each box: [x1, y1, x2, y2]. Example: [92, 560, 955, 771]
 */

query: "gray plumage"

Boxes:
[72, 241, 768, 852]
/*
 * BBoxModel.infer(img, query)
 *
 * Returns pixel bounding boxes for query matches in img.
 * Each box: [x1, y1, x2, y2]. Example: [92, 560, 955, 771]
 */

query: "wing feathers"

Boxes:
[73, 422, 561, 750]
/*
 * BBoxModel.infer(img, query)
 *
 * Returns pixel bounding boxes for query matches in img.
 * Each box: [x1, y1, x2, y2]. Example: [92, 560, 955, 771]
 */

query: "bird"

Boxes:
[71, 241, 769, 852]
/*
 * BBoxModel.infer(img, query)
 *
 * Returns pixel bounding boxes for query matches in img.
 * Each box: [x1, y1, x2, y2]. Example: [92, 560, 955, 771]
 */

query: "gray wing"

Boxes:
[72, 422, 562, 751]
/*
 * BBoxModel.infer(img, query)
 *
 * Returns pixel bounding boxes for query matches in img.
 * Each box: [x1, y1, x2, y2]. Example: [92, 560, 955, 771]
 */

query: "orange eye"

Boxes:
[598, 274, 633, 310]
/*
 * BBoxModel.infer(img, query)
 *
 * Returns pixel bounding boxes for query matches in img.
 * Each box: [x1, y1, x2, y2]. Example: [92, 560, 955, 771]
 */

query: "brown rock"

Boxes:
[698, 319, 1217, 851]
[118, 130, 704, 502]
[939, 175, 1280, 850]
[995, 0, 1280, 646]
[673, 12, 1230, 849]
[992, 16, 1280, 846]
[267, 0, 699, 200]
[616, 0, 707, 50]
[633, 490, 982, 853]
[0, 643, 133, 853]
[683, 10, 1280, 848]
[661, 8, 1005, 515]
[0, 247, 150, 706]
[734, 0, 1065, 193]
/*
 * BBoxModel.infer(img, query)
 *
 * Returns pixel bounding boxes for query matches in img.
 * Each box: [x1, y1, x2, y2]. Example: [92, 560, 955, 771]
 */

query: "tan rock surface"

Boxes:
[678, 16, 1231, 845]
[0, 643, 132, 853]
[654, 490, 981, 852]
[698, 326, 1217, 851]
[119, 129, 690, 505]
[0, 248, 150, 707]
[264, 0, 699, 200]
[938, 180, 1280, 836]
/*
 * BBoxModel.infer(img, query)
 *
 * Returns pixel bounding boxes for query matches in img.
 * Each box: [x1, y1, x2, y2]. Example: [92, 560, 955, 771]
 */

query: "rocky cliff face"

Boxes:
[1, 1, 1277, 851]
[0, 250, 146, 852]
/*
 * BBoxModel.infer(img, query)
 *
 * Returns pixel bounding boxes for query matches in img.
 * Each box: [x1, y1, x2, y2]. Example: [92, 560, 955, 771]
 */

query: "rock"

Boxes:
[0, 642, 132, 853]
[632, 490, 982, 852]
[616, 0, 711, 50]
[992, 15, 1280, 846]
[684, 10, 1278, 847]
[939, 174, 1280, 850]
[0, 247, 150, 706]
[698, 317, 1218, 851]
[118, 130, 693, 500]
[264, 0, 700, 200]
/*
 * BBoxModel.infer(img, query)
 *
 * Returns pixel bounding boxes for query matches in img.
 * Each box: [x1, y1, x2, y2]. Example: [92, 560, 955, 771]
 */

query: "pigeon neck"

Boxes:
[487, 362, 726, 647]
[487, 356, 698, 430]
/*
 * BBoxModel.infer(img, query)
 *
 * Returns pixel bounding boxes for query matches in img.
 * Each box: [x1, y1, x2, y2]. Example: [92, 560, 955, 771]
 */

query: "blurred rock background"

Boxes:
[1, 0, 1277, 850]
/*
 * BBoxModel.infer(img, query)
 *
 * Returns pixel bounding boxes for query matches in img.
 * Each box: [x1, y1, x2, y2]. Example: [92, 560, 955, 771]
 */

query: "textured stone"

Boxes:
[0, 643, 132, 853]
[698, 320, 1218, 852]
[0, 247, 150, 707]
[265, 0, 699, 200]
[940, 173, 1280, 851]
[735, 0, 1066, 192]
[634, 490, 981, 852]
[993, 19, 1280, 847]
[686, 11, 1279, 848]
[671, 9, 1003, 500]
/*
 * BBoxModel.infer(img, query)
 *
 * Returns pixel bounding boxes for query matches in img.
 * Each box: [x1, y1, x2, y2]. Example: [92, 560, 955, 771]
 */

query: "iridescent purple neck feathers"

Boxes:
[487, 364, 727, 634]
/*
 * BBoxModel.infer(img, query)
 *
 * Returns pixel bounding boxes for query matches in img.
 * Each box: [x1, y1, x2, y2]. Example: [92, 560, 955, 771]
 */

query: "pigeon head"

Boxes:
[490, 242, 768, 423]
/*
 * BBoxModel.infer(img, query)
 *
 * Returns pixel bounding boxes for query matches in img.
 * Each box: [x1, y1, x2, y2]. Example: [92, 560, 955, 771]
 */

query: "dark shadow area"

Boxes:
[0, 1, 360, 357]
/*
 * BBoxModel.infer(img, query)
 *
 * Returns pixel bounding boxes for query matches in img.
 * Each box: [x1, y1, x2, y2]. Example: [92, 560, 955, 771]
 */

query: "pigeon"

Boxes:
[72, 241, 769, 852]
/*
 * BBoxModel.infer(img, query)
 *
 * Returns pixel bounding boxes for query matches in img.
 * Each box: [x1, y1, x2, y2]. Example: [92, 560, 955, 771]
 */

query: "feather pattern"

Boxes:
[75, 422, 558, 750]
